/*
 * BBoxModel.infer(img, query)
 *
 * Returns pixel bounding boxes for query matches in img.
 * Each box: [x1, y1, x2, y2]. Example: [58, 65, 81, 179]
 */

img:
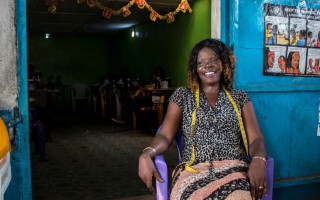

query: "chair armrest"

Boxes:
[155, 154, 168, 200]
[262, 156, 274, 200]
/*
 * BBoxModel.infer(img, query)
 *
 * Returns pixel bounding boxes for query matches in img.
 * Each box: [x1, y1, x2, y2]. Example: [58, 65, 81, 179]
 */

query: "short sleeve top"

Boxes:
[169, 87, 251, 164]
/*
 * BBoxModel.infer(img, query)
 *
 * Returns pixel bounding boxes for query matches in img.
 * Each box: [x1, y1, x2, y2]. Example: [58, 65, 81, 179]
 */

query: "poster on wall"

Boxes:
[264, 3, 320, 77]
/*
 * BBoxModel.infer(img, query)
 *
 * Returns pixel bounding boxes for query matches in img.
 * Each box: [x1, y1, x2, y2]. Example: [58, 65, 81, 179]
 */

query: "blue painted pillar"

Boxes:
[5, 0, 32, 199]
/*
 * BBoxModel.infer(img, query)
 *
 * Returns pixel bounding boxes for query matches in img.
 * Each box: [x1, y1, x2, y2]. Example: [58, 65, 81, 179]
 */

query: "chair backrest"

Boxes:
[72, 83, 90, 99]
[173, 129, 183, 161]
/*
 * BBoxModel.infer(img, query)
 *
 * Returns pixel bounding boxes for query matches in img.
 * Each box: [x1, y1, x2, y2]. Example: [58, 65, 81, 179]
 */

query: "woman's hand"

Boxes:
[138, 152, 164, 193]
[247, 158, 267, 200]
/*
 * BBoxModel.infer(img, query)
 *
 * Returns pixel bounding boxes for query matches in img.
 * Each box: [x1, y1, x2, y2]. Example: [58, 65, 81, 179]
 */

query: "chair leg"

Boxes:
[115, 94, 122, 119]
[101, 96, 106, 118]
[132, 111, 137, 130]
[37, 122, 46, 161]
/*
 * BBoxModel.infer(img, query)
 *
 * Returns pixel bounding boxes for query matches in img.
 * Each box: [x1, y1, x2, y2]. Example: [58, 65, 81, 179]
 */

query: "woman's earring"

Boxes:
[219, 65, 223, 72]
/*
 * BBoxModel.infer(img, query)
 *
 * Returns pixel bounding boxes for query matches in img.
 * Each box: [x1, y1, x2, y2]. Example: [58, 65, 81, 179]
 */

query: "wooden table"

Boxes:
[140, 87, 176, 96]
[28, 89, 60, 108]
[132, 87, 176, 130]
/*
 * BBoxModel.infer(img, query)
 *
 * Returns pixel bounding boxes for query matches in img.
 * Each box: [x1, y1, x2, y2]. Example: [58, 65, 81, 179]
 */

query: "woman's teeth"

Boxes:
[205, 72, 216, 76]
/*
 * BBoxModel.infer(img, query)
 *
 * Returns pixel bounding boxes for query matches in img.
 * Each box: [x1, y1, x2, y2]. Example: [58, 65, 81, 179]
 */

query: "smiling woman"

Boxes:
[138, 38, 268, 200]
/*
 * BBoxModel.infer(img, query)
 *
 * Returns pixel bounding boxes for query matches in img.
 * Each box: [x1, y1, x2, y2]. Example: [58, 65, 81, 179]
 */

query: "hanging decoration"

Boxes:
[46, 0, 192, 23]
[45, 0, 65, 14]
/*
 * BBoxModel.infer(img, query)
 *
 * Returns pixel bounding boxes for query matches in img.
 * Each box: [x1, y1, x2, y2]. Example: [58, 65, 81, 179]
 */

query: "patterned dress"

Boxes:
[168, 87, 252, 200]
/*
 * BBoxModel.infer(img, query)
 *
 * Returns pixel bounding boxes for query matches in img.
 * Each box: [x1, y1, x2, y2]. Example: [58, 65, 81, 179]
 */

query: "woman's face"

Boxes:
[196, 47, 222, 86]
[267, 51, 275, 68]
[291, 52, 300, 69]
[278, 57, 286, 71]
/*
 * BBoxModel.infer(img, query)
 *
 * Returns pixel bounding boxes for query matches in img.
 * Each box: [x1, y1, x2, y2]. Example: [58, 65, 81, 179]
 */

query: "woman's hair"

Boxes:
[264, 47, 272, 71]
[187, 38, 235, 91]
[287, 51, 299, 68]
[278, 55, 286, 61]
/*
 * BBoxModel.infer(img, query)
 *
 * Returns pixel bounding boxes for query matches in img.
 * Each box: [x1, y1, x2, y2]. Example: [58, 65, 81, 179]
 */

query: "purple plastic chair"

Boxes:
[154, 127, 274, 200]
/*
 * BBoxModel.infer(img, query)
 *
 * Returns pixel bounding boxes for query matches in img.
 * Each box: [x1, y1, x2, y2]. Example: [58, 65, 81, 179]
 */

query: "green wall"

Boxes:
[106, 0, 211, 86]
[27, 0, 211, 89]
[27, 35, 109, 86]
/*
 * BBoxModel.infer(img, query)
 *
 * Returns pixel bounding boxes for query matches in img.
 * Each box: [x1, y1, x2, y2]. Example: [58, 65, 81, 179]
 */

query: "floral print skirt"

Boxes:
[170, 160, 251, 200]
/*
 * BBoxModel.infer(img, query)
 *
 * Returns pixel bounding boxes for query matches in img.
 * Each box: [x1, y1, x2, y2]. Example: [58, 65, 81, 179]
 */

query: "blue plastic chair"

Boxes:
[29, 107, 46, 161]
[154, 127, 274, 200]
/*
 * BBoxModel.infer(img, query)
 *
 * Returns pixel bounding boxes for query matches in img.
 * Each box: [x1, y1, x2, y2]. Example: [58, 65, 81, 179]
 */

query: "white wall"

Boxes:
[0, 1, 17, 109]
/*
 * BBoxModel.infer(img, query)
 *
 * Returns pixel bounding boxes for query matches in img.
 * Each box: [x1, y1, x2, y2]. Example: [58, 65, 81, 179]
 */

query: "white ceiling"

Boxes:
[27, 0, 191, 34]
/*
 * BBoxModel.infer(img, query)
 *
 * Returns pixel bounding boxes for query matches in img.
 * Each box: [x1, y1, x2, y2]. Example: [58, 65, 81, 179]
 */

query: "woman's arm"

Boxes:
[242, 101, 268, 199]
[138, 101, 182, 193]
[242, 102, 266, 157]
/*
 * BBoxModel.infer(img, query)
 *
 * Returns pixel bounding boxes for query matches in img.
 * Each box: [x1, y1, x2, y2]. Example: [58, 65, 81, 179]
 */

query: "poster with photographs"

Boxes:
[264, 3, 320, 77]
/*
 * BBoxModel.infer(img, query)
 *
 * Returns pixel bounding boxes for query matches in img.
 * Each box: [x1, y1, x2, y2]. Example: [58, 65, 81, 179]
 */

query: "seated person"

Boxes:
[138, 38, 268, 200]
[152, 67, 166, 89]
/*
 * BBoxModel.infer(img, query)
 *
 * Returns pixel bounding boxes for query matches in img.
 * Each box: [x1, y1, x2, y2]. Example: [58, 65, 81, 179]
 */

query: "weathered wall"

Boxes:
[0, 1, 18, 109]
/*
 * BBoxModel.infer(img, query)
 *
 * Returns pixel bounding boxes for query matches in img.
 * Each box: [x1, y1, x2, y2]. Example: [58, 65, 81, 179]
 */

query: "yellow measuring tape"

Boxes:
[185, 86, 199, 172]
[224, 88, 249, 155]
[184, 87, 249, 172]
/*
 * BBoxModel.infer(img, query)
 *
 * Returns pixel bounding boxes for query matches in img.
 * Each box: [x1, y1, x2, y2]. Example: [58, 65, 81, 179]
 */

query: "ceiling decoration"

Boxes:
[45, 0, 192, 23]
[45, 0, 65, 14]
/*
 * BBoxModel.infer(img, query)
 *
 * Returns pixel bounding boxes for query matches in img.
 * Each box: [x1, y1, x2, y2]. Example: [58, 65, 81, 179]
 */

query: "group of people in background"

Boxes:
[98, 66, 169, 126]
[264, 47, 319, 75]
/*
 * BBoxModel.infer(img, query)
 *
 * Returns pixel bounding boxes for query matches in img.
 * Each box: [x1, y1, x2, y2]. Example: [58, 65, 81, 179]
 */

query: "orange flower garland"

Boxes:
[45, 0, 65, 14]
[46, 0, 192, 23]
